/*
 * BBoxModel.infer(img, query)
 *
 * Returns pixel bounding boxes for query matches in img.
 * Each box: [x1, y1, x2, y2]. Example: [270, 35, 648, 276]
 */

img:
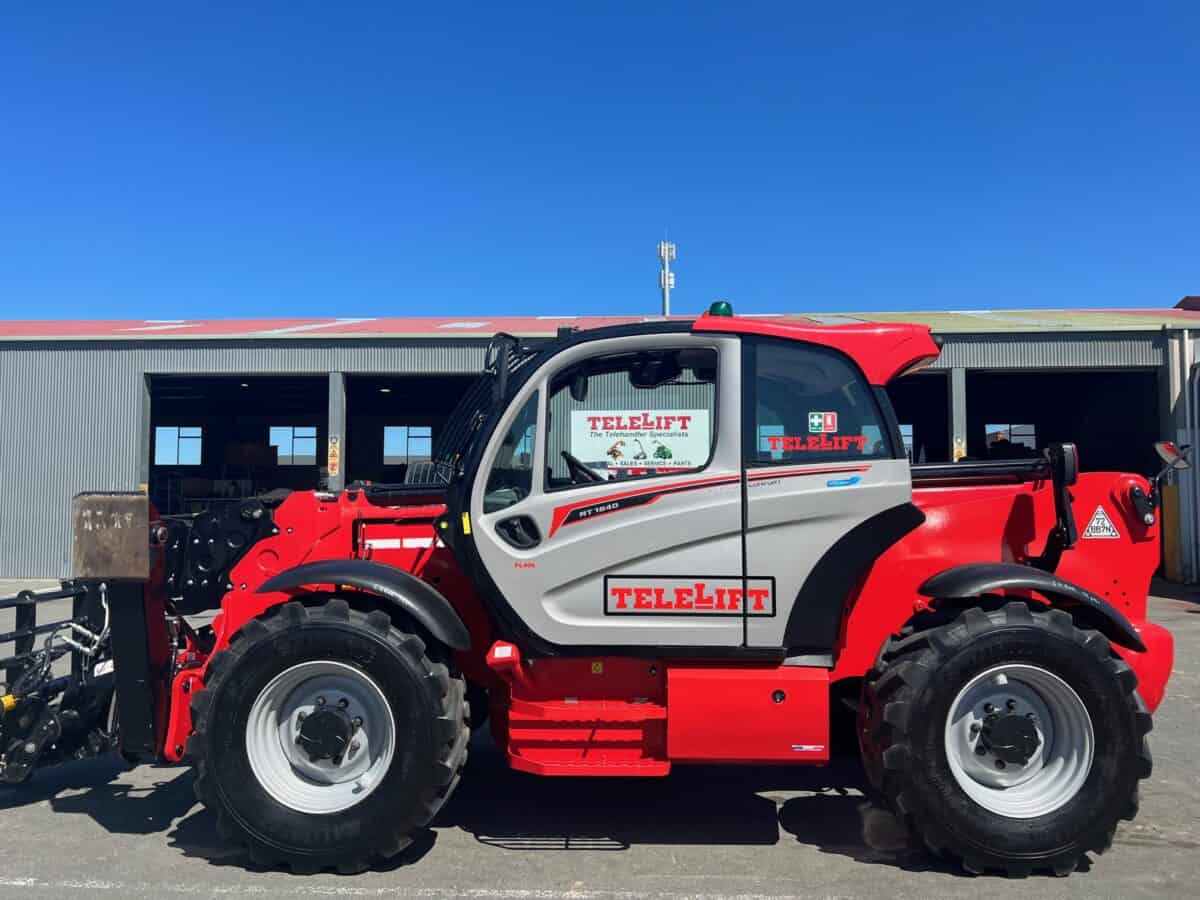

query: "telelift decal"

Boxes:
[765, 434, 869, 453]
[571, 409, 711, 471]
[604, 575, 776, 617]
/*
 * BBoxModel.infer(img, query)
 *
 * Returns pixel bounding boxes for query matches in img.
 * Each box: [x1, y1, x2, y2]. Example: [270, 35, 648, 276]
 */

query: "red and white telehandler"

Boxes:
[0, 308, 1181, 876]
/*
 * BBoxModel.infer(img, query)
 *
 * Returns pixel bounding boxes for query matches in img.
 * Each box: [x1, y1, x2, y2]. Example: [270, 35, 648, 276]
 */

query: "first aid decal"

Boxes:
[808, 411, 838, 433]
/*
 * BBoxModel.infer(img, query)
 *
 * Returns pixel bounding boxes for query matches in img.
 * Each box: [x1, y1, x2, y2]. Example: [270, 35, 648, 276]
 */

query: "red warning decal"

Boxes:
[1082, 506, 1121, 539]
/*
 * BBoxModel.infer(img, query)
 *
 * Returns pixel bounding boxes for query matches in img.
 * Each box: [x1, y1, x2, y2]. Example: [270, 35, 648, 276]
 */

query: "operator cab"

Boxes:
[441, 307, 938, 657]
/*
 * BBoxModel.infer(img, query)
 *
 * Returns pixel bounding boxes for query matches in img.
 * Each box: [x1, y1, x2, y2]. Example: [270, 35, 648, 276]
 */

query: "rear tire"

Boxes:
[859, 602, 1152, 876]
[188, 599, 469, 873]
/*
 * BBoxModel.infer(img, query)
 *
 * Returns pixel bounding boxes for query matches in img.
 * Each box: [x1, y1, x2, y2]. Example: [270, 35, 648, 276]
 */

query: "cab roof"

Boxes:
[692, 313, 941, 384]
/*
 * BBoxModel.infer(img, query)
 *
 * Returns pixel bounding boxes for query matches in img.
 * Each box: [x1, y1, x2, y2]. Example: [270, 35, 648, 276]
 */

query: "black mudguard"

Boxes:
[258, 559, 471, 651]
[784, 503, 927, 655]
[919, 562, 1146, 653]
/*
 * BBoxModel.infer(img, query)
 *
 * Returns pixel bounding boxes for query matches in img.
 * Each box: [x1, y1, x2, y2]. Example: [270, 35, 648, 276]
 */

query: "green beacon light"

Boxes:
[707, 300, 734, 317]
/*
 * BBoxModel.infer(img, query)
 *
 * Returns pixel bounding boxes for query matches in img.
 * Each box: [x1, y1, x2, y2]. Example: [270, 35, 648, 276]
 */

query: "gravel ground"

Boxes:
[0, 580, 1195, 900]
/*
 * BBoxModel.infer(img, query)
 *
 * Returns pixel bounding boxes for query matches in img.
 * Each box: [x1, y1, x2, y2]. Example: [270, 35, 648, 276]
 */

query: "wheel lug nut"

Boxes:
[969, 723, 980, 737]
[983, 703, 995, 714]
[332, 755, 343, 765]
[352, 716, 363, 729]
[338, 698, 349, 709]
[975, 745, 987, 756]
[995, 759, 1006, 770]
[297, 711, 307, 722]
[349, 741, 360, 754]
[1006, 699, 1017, 711]
[1026, 712, 1036, 721]
[316, 696, 326, 706]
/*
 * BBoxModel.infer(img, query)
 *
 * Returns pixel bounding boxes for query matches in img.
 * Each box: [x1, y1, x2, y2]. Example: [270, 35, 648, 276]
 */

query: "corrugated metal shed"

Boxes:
[929, 332, 1164, 369]
[0, 305, 1197, 341]
[0, 308, 1195, 577]
[0, 339, 492, 576]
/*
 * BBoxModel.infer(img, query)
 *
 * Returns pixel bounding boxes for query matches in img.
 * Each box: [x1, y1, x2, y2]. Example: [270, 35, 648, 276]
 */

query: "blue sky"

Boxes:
[1, 2, 1197, 319]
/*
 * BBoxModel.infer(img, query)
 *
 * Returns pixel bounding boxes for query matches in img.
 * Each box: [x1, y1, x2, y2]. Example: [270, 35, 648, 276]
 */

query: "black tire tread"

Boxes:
[187, 599, 470, 873]
[860, 600, 1153, 877]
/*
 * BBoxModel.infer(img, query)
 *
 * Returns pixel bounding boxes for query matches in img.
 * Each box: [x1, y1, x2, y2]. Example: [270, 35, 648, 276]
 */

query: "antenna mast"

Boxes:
[657, 240, 676, 316]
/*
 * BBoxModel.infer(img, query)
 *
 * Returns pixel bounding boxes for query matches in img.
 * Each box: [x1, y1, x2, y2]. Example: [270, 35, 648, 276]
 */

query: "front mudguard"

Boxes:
[1118, 619, 1174, 713]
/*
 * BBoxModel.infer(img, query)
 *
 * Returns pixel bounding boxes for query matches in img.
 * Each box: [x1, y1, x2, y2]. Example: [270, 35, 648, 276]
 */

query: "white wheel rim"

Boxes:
[245, 660, 396, 815]
[944, 663, 1094, 819]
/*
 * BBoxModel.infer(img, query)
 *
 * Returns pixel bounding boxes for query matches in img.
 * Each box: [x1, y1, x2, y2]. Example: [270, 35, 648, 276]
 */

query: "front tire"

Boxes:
[188, 599, 469, 873]
[860, 602, 1153, 876]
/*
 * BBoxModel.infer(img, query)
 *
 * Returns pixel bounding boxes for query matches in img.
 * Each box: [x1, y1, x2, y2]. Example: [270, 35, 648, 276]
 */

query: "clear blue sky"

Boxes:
[2, 2, 1197, 319]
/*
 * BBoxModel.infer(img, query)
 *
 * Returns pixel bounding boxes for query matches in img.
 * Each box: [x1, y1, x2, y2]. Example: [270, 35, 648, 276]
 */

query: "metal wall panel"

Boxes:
[929, 332, 1163, 370]
[0, 339, 489, 576]
[0, 330, 1173, 576]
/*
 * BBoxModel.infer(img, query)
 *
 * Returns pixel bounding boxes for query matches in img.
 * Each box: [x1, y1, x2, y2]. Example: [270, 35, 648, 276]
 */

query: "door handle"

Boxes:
[495, 515, 541, 550]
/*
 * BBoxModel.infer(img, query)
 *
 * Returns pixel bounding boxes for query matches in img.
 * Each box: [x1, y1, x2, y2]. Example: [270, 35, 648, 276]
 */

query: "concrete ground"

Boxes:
[0, 580, 1195, 900]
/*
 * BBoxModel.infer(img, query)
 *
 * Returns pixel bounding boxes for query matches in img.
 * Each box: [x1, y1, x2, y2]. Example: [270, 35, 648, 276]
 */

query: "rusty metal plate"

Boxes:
[72, 492, 150, 580]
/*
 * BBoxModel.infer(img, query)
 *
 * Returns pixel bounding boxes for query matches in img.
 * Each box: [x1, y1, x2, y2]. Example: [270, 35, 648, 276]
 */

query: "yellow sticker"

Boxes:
[460, 512, 472, 535]
[591, 661, 604, 674]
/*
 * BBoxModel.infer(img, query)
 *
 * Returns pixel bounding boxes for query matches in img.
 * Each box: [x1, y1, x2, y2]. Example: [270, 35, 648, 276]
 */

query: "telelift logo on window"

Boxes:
[808, 412, 838, 434]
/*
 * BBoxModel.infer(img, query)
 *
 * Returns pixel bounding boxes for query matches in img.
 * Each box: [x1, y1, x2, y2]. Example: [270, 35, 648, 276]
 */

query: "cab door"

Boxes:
[740, 336, 914, 654]
[468, 331, 745, 649]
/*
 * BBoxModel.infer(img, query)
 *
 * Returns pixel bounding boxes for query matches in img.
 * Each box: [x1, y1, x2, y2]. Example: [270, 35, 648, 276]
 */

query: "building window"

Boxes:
[154, 426, 202, 466]
[270, 426, 318, 465]
[985, 423, 1038, 458]
[383, 426, 433, 466]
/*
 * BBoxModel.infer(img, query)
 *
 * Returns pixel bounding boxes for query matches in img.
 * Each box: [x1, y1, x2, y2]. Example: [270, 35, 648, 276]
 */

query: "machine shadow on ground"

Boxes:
[429, 735, 970, 876]
[0, 729, 1098, 878]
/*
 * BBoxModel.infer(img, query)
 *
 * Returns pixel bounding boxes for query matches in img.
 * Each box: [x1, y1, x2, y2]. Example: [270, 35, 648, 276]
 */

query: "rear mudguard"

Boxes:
[257, 559, 471, 651]
[919, 562, 1145, 653]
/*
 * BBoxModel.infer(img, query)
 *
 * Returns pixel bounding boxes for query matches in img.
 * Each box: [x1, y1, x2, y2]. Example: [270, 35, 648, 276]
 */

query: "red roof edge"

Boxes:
[691, 313, 941, 384]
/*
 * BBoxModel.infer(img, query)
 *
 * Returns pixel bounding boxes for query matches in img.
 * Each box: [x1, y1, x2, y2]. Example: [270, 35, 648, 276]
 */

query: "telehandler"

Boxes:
[0, 306, 1180, 876]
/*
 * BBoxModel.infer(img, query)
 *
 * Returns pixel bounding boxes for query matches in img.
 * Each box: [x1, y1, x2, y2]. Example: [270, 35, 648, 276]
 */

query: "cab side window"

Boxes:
[483, 393, 539, 513]
[747, 338, 894, 465]
[546, 347, 718, 489]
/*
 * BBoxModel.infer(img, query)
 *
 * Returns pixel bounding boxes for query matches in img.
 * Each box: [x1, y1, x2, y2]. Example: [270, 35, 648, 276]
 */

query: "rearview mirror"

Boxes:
[629, 354, 683, 389]
[569, 372, 589, 403]
[1155, 441, 1191, 470]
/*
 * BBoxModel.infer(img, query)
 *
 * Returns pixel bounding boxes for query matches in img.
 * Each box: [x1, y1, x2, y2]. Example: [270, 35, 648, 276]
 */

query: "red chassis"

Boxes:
[161, 465, 1172, 773]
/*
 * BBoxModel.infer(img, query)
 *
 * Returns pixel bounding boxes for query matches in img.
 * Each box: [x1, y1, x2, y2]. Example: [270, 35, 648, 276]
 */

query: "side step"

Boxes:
[487, 642, 670, 776]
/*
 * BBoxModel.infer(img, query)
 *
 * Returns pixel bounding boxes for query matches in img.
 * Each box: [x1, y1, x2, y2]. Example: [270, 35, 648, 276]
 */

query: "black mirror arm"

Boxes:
[1029, 444, 1079, 573]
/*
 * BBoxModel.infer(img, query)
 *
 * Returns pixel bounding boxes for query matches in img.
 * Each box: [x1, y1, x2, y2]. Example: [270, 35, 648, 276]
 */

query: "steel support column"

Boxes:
[137, 374, 152, 492]
[949, 367, 968, 461]
[327, 372, 346, 492]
